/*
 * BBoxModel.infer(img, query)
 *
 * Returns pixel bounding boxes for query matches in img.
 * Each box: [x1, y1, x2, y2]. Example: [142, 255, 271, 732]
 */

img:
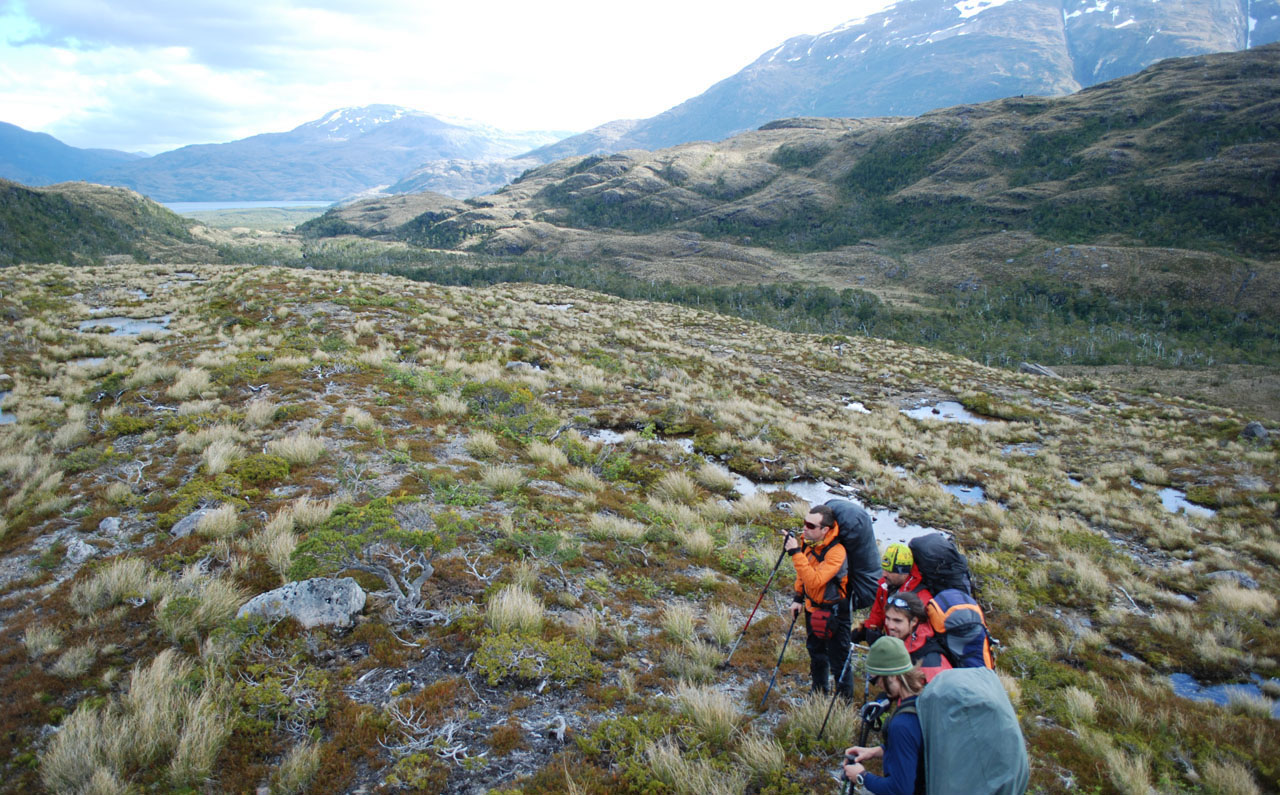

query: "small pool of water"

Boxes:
[1068, 476, 1083, 486]
[1169, 673, 1279, 717]
[901, 401, 988, 425]
[0, 391, 14, 425]
[1159, 487, 1216, 519]
[844, 401, 871, 414]
[542, 303, 574, 311]
[67, 357, 108, 368]
[943, 483, 987, 505]
[78, 315, 171, 335]
[1002, 443, 1043, 456]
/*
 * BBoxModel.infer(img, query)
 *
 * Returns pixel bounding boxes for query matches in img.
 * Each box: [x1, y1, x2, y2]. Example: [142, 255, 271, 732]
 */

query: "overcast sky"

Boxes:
[0, 0, 895, 155]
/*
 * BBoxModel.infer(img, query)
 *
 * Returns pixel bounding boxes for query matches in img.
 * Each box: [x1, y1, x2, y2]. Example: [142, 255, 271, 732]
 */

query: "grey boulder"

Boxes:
[237, 577, 366, 628]
[171, 508, 215, 538]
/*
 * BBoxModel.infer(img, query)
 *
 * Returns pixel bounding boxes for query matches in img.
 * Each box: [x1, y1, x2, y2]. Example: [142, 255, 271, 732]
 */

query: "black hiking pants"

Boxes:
[805, 604, 853, 697]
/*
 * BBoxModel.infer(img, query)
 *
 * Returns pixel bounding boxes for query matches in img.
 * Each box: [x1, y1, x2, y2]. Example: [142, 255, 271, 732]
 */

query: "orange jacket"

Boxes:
[791, 525, 848, 611]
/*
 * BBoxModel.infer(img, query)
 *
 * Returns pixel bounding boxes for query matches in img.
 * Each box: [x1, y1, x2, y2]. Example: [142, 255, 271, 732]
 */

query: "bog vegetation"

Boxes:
[0, 263, 1276, 793]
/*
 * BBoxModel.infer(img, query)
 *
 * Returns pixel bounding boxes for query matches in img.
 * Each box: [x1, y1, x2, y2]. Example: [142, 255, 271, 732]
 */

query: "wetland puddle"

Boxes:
[901, 401, 988, 425]
[1169, 673, 1279, 718]
[0, 392, 14, 425]
[78, 315, 171, 335]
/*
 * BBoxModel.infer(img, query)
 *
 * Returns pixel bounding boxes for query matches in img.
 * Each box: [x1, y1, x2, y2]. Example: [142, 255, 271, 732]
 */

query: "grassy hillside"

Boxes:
[1, 263, 1276, 793]
[0, 180, 219, 266]
[300, 44, 1280, 320]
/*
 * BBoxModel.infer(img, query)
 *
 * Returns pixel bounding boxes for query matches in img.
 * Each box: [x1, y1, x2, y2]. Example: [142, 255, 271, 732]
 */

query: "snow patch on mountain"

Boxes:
[954, 0, 1016, 19]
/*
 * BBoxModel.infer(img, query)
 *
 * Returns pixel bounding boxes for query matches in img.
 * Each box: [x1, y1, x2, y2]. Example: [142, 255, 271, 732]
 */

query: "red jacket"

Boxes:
[903, 622, 952, 683]
[863, 565, 931, 631]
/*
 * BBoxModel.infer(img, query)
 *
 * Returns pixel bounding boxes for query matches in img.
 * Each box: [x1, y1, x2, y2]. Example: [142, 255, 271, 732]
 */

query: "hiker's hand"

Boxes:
[860, 698, 890, 723]
[783, 532, 800, 553]
[789, 602, 803, 619]
[844, 761, 866, 782]
[844, 746, 880, 763]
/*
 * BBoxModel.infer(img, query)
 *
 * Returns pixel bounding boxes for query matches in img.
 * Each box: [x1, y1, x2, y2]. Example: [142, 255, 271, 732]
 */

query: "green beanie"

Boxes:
[865, 636, 914, 677]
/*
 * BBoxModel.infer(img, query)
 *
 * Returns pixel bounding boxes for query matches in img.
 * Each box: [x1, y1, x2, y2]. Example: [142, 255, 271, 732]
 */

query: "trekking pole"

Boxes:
[759, 611, 799, 709]
[840, 715, 875, 795]
[721, 532, 793, 669]
[818, 642, 870, 741]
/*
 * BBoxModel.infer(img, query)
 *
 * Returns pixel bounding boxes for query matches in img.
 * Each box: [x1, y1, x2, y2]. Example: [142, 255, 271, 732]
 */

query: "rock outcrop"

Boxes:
[237, 577, 367, 628]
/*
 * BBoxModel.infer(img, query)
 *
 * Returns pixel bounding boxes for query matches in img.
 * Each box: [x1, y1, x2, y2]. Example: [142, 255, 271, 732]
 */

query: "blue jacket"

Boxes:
[865, 697, 925, 795]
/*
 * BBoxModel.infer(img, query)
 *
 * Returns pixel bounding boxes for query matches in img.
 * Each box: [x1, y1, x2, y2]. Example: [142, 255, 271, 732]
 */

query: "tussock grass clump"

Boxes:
[780, 693, 858, 753]
[202, 439, 245, 475]
[1208, 583, 1277, 617]
[1202, 757, 1261, 795]
[290, 495, 336, 528]
[266, 432, 326, 465]
[465, 430, 501, 458]
[1061, 686, 1097, 726]
[482, 464, 525, 493]
[675, 682, 741, 746]
[155, 576, 246, 645]
[195, 503, 240, 537]
[706, 604, 736, 647]
[40, 649, 231, 792]
[50, 643, 97, 678]
[177, 423, 245, 453]
[527, 439, 568, 469]
[125, 362, 178, 389]
[694, 461, 736, 494]
[52, 418, 88, 449]
[645, 737, 748, 795]
[569, 609, 600, 646]
[243, 399, 275, 428]
[70, 557, 165, 615]
[177, 398, 221, 416]
[660, 603, 697, 644]
[433, 393, 468, 417]
[23, 624, 62, 658]
[733, 730, 785, 780]
[342, 405, 379, 431]
[1226, 690, 1275, 719]
[105, 481, 135, 505]
[731, 492, 774, 522]
[486, 584, 544, 635]
[652, 471, 700, 505]
[679, 526, 717, 558]
[586, 512, 645, 542]
[167, 367, 212, 400]
[268, 740, 322, 795]
[564, 466, 605, 493]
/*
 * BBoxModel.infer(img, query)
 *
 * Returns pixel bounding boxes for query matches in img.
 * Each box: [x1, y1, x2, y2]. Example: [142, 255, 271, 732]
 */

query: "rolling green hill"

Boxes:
[0, 180, 219, 266]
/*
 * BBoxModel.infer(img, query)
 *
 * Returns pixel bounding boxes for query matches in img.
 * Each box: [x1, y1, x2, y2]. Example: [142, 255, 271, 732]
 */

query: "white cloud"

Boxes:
[1, 0, 895, 153]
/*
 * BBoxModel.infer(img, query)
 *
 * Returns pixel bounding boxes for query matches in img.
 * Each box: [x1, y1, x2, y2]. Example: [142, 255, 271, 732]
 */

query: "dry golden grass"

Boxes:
[167, 367, 212, 400]
[202, 439, 245, 475]
[705, 604, 736, 647]
[268, 740, 322, 795]
[1062, 686, 1098, 726]
[177, 424, 245, 453]
[243, 399, 276, 428]
[564, 466, 605, 493]
[195, 503, 240, 538]
[588, 513, 645, 542]
[482, 464, 525, 493]
[70, 557, 165, 615]
[646, 737, 748, 795]
[693, 461, 737, 493]
[266, 432, 326, 465]
[660, 603, 697, 644]
[679, 526, 717, 558]
[675, 682, 741, 746]
[23, 624, 62, 659]
[51, 643, 97, 678]
[730, 492, 774, 522]
[486, 584, 544, 635]
[1208, 583, 1277, 617]
[733, 730, 785, 780]
[433, 393, 468, 417]
[783, 693, 859, 753]
[341, 405, 378, 431]
[290, 495, 336, 529]
[569, 609, 600, 646]
[651, 471, 701, 505]
[1202, 757, 1261, 795]
[522, 439, 565, 469]
[465, 430, 501, 458]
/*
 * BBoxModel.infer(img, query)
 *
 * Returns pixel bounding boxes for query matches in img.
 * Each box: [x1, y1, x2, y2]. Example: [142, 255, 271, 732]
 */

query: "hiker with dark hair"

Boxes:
[854, 542, 931, 644]
[883, 591, 952, 683]
[785, 504, 852, 697]
[844, 636, 927, 795]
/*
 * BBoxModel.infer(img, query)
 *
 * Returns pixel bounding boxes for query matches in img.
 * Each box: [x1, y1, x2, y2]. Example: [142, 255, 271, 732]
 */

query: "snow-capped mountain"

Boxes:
[89, 106, 565, 201]
[527, 0, 1279, 158]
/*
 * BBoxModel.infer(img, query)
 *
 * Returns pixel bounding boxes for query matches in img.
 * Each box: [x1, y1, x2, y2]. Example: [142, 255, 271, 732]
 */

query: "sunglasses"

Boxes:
[802, 521, 824, 530]
[887, 596, 910, 610]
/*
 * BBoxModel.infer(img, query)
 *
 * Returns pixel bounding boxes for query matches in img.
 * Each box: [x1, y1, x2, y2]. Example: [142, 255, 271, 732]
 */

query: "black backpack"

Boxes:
[824, 499, 881, 610]
[908, 532, 973, 594]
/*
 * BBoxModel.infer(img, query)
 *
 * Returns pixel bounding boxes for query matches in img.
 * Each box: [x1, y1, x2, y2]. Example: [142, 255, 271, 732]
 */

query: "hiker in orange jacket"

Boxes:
[855, 542, 931, 644]
[786, 504, 852, 697]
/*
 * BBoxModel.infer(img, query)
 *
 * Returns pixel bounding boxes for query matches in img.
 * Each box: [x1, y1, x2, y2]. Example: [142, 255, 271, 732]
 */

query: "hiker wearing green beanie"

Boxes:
[843, 636, 926, 795]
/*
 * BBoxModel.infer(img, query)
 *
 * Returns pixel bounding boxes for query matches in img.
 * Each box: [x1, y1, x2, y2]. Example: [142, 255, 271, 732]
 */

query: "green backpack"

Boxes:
[897, 668, 1029, 795]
